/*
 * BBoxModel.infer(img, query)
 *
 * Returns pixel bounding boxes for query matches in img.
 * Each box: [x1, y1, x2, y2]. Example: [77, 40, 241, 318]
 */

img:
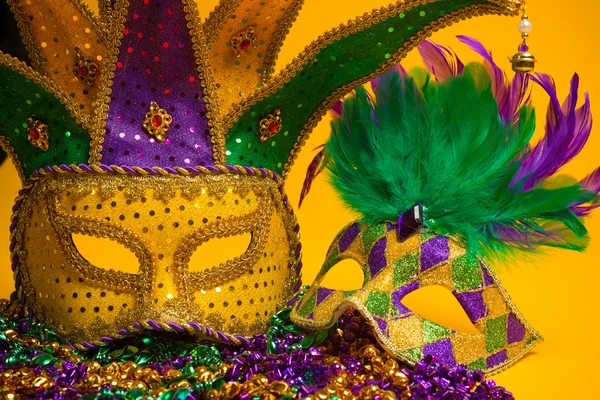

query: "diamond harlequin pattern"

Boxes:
[291, 221, 542, 374]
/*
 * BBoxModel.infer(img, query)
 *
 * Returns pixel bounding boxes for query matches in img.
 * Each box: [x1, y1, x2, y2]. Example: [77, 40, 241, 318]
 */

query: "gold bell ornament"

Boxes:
[511, 1, 536, 73]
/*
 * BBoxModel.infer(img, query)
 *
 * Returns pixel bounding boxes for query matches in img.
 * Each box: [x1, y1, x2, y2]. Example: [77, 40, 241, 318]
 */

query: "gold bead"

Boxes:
[33, 376, 50, 389]
[381, 391, 397, 400]
[197, 371, 214, 383]
[217, 364, 230, 376]
[221, 381, 241, 398]
[391, 371, 409, 388]
[22, 337, 40, 348]
[382, 359, 399, 377]
[269, 381, 290, 396]
[85, 361, 100, 374]
[164, 369, 182, 380]
[2, 392, 16, 399]
[323, 356, 343, 366]
[357, 345, 379, 359]
[170, 379, 190, 389]
[57, 344, 74, 358]
[85, 373, 102, 388]
[205, 389, 220, 400]
[4, 329, 19, 341]
[17, 367, 33, 377]
[324, 383, 339, 395]
[339, 389, 357, 400]
[133, 367, 145, 380]
[152, 388, 168, 397]
[511, 51, 536, 73]
[301, 396, 316, 400]
[43, 341, 60, 354]
[259, 393, 277, 400]
[133, 380, 148, 390]
[68, 355, 82, 364]
[359, 385, 380, 399]
[314, 389, 329, 400]
[121, 379, 135, 390]
[371, 356, 384, 371]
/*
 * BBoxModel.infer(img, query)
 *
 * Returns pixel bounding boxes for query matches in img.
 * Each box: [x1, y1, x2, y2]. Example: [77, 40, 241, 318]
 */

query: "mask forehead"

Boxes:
[13, 171, 300, 345]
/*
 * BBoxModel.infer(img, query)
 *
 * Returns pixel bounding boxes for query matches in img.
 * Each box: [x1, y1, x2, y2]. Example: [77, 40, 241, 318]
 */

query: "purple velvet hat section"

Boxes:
[102, 0, 214, 167]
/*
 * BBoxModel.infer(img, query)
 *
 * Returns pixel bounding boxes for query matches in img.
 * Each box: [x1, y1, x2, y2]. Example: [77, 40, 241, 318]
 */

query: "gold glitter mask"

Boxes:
[12, 169, 300, 348]
[291, 222, 542, 374]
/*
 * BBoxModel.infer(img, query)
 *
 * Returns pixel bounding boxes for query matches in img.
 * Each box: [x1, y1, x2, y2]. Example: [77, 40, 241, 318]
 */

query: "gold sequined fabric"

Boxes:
[12, 171, 300, 347]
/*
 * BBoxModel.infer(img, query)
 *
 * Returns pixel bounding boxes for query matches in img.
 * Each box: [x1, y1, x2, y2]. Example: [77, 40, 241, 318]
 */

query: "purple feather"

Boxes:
[457, 35, 531, 124]
[371, 64, 408, 91]
[299, 146, 325, 207]
[571, 167, 600, 216]
[513, 73, 593, 190]
[418, 40, 464, 81]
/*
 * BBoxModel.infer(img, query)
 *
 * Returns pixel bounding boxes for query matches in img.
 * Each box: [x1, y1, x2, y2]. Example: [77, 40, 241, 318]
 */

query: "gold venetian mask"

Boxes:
[12, 169, 299, 347]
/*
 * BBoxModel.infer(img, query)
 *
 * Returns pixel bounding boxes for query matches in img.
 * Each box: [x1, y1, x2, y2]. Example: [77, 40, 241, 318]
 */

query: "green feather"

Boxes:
[325, 62, 595, 257]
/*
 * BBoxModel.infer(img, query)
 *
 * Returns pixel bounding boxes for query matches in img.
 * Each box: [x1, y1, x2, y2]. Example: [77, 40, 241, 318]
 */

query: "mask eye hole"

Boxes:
[320, 259, 364, 291]
[402, 285, 479, 334]
[188, 232, 252, 272]
[71, 234, 140, 274]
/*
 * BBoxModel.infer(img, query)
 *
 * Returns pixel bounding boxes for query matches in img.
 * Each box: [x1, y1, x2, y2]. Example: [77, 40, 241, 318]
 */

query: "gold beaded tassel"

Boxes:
[511, 1, 536, 73]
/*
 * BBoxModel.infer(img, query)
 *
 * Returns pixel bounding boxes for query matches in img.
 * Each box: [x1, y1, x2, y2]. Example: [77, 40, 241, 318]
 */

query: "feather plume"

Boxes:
[324, 62, 599, 257]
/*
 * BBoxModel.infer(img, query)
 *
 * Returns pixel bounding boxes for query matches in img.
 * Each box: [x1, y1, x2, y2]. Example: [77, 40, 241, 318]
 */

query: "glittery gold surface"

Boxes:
[205, 0, 303, 117]
[7, 0, 107, 123]
[291, 222, 542, 374]
[13, 171, 300, 346]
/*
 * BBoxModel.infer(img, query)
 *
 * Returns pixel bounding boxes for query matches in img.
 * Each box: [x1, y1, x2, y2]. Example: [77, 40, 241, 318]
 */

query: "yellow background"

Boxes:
[1, 1, 599, 398]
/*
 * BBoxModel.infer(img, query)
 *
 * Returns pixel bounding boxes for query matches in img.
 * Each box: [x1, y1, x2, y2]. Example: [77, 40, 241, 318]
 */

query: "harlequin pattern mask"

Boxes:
[0, 0, 523, 349]
[291, 222, 541, 374]
[291, 39, 599, 374]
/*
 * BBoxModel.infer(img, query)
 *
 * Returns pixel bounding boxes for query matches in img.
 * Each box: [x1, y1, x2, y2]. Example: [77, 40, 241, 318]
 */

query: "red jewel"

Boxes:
[268, 122, 280, 133]
[29, 128, 40, 140]
[152, 114, 163, 127]
[240, 39, 252, 51]
[78, 64, 89, 76]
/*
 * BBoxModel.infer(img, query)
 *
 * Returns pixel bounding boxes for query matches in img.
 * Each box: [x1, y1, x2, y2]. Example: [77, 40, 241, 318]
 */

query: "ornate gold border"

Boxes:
[221, 0, 520, 177]
[89, 0, 129, 165]
[11, 165, 302, 346]
[0, 51, 94, 131]
[182, 0, 227, 165]
[0, 136, 26, 183]
[261, 0, 305, 81]
[67, 0, 111, 43]
[6, 0, 45, 73]
[203, 0, 244, 49]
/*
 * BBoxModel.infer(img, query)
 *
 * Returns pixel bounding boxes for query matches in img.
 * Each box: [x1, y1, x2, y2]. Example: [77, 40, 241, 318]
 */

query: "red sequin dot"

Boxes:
[157, 23, 164, 29]
[268, 122, 280, 133]
[78, 64, 89, 76]
[127, 47, 134, 53]
[240, 39, 252, 51]
[154, 56, 160, 62]
[123, 29, 129, 35]
[142, 50, 147, 57]
[152, 115, 163, 127]
[188, 76, 195, 83]
[163, 42, 169, 48]
[143, 0, 149, 4]
[164, 89, 171, 95]
[145, 68, 151, 75]
[133, 13, 139, 19]
[137, 32, 143, 38]
[29, 128, 40, 140]
[116, 61, 123, 68]
[167, 9, 173, 15]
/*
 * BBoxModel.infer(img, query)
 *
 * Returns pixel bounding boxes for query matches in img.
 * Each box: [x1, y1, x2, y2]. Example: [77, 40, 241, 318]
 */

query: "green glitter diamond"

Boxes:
[423, 319, 451, 344]
[486, 315, 508, 353]
[393, 252, 419, 288]
[366, 292, 390, 316]
[452, 254, 483, 291]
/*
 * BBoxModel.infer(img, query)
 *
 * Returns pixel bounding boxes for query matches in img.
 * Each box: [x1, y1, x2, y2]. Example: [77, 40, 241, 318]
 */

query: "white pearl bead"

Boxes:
[518, 20, 533, 34]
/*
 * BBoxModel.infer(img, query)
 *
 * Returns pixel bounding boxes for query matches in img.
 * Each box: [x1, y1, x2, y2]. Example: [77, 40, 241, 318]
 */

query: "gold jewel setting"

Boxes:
[142, 102, 173, 142]
[231, 27, 257, 56]
[27, 117, 49, 151]
[259, 108, 282, 142]
[73, 52, 100, 86]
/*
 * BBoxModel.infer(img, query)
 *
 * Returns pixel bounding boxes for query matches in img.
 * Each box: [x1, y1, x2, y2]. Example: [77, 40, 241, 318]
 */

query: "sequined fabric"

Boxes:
[12, 171, 299, 346]
[102, 0, 213, 167]
[291, 222, 542, 375]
